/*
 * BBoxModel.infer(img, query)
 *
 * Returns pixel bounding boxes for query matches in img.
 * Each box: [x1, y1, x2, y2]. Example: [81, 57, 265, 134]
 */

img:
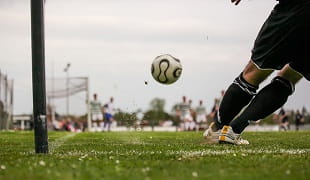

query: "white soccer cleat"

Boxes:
[203, 122, 220, 144]
[219, 125, 249, 145]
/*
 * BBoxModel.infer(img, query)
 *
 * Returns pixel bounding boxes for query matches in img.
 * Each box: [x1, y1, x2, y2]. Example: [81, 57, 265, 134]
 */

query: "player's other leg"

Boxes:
[224, 65, 302, 144]
[91, 114, 102, 132]
[107, 116, 113, 132]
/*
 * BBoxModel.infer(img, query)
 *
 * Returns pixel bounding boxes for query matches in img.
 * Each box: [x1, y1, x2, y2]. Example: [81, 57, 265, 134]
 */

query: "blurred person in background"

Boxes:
[90, 93, 103, 131]
[103, 97, 115, 132]
[196, 100, 207, 131]
[295, 109, 304, 131]
[279, 108, 290, 131]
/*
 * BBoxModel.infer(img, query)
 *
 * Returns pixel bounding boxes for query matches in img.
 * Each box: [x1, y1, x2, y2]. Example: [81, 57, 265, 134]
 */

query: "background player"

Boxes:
[195, 100, 207, 131]
[90, 93, 103, 131]
[103, 97, 115, 132]
[179, 96, 194, 131]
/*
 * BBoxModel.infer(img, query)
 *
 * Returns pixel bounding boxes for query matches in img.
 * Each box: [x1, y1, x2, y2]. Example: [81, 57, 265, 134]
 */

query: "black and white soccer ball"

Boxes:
[151, 54, 182, 84]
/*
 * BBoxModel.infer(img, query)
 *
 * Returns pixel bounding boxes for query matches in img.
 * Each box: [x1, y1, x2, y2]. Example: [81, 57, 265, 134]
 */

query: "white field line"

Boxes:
[178, 149, 310, 159]
[21, 133, 77, 155]
[49, 133, 77, 153]
[50, 148, 310, 158]
[128, 137, 143, 145]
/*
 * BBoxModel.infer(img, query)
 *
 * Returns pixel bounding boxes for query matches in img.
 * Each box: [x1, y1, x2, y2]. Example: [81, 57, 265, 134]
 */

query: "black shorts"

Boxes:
[251, 0, 310, 80]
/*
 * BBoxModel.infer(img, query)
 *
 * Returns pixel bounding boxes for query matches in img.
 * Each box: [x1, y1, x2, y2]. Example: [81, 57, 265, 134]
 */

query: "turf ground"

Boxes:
[0, 131, 309, 180]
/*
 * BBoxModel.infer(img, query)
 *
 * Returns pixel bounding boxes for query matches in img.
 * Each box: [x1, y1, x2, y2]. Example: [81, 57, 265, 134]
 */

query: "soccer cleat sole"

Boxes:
[218, 136, 235, 145]
[219, 139, 235, 145]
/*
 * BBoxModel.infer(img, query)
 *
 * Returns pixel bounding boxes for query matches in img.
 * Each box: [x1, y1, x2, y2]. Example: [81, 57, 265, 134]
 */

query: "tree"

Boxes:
[143, 98, 170, 131]
[171, 103, 182, 129]
[150, 98, 165, 112]
[114, 111, 138, 128]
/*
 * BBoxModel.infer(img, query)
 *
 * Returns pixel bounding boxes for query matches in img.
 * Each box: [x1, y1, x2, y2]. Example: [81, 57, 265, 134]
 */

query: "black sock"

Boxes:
[216, 73, 258, 128]
[231, 76, 294, 134]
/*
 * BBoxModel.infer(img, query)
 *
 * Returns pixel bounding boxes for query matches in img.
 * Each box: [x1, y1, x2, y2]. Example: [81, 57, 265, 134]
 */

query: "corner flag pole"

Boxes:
[31, 0, 48, 153]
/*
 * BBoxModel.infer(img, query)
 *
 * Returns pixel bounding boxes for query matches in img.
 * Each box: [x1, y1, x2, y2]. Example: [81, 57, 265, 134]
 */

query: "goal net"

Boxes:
[46, 77, 91, 129]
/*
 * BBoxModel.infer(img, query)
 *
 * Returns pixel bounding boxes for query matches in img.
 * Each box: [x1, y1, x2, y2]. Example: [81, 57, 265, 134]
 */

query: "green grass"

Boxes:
[0, 131, 309, 180]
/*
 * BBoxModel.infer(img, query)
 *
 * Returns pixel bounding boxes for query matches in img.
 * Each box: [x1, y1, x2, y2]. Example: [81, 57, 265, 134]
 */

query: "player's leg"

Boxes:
[204, 61, 272, 143]
[230, 64, 303, 134]
[214, 60, 273, 130]
[228, 0, 309, 134]
[98, 114, 104, 131]
[217, 0, 309, 145]
[108, 115, 113, 131]
[91, 114, 99, 132]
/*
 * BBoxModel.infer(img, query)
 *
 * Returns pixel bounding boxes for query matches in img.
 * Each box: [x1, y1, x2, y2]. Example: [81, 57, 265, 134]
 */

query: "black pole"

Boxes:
[31, 0, 48, 153]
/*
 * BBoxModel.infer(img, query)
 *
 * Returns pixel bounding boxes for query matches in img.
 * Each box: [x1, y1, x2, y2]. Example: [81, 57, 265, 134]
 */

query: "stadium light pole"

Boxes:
[31, 0, 48, 153]
[64, 63, 71, 116]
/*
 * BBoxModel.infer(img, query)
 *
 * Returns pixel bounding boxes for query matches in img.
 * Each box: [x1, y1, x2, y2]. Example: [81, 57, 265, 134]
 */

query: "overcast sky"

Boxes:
[0, 0, 309, 115]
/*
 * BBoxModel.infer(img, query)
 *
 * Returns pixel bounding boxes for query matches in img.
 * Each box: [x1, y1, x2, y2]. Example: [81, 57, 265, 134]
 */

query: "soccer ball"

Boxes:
[151, 54, 182, 84]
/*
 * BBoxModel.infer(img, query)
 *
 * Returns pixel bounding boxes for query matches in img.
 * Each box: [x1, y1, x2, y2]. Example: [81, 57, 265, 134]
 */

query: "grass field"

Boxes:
[0, 131, 309, 180]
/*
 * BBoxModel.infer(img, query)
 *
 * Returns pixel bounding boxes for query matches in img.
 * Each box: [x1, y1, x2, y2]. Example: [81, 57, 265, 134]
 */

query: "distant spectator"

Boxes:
[179, 96, 194, 131]
[302, 106, 308, 116]
[210, 90, 225, 125]
[196, 100, 207, 131]
[188, 99, 196, 131]
[210, 98, 220, 123]
[295, 110, 304, 131]
[172, 105, 182, 131]
[279, 108, 289, 131]
[189, 99, 196, 121]
[52, 119, 62, 131]
[162, 120, 173, 127]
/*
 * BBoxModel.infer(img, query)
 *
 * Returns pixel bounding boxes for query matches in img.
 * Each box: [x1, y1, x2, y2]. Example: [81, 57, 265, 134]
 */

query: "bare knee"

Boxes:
[278, 64, 303, 84]
[242, 60, 273, 86]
